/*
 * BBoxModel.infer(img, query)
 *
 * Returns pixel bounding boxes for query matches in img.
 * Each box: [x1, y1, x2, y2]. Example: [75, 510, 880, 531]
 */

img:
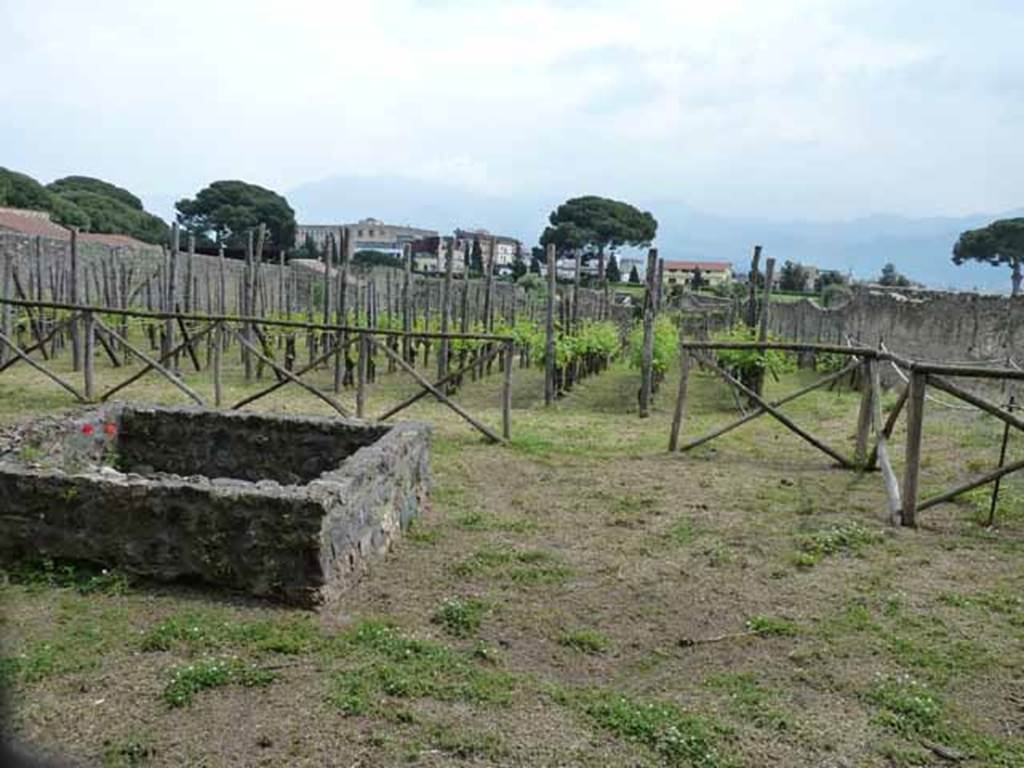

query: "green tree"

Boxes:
[0, 167, 90, 228]
[953, 218, 1024, 296]
[48, 176, 169, 244]
[690, 267, 706, 290]
[539, 196, 657, 279]
[605, 254, 622, 283]
[469, 237, 484, 276]
[814, 270, 846, 292]
[175, 180, 296, 250]
[353, 249, 403, 269]
[878, 262, 911, 287]
[628, 265, 641, 284]
[529, 246, 545, 274]
[511, 245, 527, 280]
[778, 260, 808, 292]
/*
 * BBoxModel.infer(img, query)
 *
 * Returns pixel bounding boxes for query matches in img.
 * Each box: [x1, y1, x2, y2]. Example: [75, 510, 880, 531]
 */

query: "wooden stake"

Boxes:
[900, 371, 927, 527]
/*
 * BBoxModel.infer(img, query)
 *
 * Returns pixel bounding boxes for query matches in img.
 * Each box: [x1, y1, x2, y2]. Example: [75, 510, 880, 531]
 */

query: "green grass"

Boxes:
[575, 690, 732, 768]
[432, 597, 490, 638]
[745, 615, 799, 638]
[705, 673, 791, 732]
[450, 545, 572, 585]
[162, 657, 277, 708]
[558, 628, 611, 654]
[139, 611, 321, 655]
[794, 521, 883, 567]
[327, 620, 517, 717]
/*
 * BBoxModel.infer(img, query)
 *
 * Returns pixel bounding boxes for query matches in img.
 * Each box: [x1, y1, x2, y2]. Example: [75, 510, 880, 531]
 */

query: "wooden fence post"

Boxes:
[669, 337, 692, 451]
[900, 370, 927, 527]
[0, 245, 11, 367]
[213, 321, 223, 407]
[744, 245, 762, 328]
[544, 243, 556, 405]
[502, 340, 513, 439]
[639, 247, 658, 417]
[83, 310, 95, 401]
[357, 332, 368, 418]
[855, 359, 873, 466]
[70, 228, 82, 371]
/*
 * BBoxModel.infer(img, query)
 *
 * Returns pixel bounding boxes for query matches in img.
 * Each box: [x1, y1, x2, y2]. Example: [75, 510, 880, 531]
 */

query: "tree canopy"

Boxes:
[953, 218, 1024, 295]
[877, 263, 911, 287]
[539, 196, 657, 260]
[47, 176, 169, 244]
[176, 180, 296, 249]
[0, 167, 90, 229]
[778, 260, 809, 292]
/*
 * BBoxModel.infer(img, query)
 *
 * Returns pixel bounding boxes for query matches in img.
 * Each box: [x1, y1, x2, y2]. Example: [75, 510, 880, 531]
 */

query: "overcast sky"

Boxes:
[2, 0, 1022, 223]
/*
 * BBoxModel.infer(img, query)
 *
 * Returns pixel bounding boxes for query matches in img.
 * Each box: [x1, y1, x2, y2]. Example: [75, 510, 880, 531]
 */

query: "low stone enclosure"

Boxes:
[0, 406, 431, 605]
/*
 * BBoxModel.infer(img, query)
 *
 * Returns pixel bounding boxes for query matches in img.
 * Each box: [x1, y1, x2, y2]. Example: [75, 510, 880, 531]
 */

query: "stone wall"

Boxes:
[0, 406, 431, 605]
[118, 407, 390, 484]
[768, 289, 1022, 364]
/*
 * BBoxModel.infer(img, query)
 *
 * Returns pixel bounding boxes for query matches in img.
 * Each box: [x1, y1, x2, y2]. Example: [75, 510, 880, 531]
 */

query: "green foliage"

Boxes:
[175, 179, 296, 249]
[540, 196, 657, 259]
[865, 675, 943, 737]
[628, 265, 641, 284]
[558, 628, 610, 654]
[48, 175, 144, 209]
[162, 657, 276, 708]
[953, 217, 1024, 293]
[5, 558, 129, 596]
[433, 597, 490, 638]
[878, 262, 912, 287]
[353, 249, 403, 269]
[51, 188, 168, 244]
[712, 328, 794, 382]
[606, 254, 622, 283]
[705, 673, 791, 732]
[629, 316, 677, 375]
[577, 690, 729, 768]
[778, 260, 809, 292]
[0, 166, 89, 228]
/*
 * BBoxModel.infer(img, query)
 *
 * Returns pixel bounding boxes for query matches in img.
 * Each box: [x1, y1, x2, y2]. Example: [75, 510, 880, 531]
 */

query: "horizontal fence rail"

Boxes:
[0, 297, 515, 443]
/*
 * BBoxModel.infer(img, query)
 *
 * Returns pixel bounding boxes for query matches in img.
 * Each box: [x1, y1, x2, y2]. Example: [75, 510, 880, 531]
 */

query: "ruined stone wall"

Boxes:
[768, 289, 1021, 363]
[118, 408, 390, 484]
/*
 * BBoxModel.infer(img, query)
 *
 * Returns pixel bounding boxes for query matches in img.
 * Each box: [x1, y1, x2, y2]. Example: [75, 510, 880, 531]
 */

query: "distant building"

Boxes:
[410, 236, 468, 275]
[454, 229, 522, 269]
[618, 257, 643, 281]
[295, 218, 437, 258]
[664, 260, 733, 288]
[539, 257, 599, 281]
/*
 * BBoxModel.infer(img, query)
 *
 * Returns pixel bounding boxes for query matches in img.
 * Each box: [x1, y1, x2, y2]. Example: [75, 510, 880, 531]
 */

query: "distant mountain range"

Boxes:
[250, 174, 1020, 293]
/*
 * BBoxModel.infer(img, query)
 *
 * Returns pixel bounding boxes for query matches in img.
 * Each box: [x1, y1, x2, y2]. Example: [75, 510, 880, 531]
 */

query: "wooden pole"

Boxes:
[989, 395, 1015, 526]
[439, 237, 454, 379]
[855, 360, 874, 466]
[669, 337, 692, 451]
[0, 244, 10, 367]
[82, 310, 95, 401]
[868, 359, 902, 525]
[900, 371, 927, 527]
[213, 321, 223, 407]
[502, 340, 513, 439]
[544, 243, 556, 405]
[70, 228, 81, 371]
[356, 333, 368, 418]
[639, 248, 658, 417]
[745, 245, 762, 328]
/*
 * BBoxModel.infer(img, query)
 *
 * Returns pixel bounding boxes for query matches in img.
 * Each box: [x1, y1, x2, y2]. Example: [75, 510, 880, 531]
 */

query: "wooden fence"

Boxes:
[669, 338, 1024, 528]
[0, 297, 515, 444]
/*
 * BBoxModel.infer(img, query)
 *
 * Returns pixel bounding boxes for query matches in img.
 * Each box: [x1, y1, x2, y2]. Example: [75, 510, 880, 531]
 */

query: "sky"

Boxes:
[2, 0, 1022, 228]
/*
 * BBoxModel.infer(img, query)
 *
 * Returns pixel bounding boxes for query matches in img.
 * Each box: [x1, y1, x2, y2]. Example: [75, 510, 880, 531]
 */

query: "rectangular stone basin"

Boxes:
[0, 406, 431, 605]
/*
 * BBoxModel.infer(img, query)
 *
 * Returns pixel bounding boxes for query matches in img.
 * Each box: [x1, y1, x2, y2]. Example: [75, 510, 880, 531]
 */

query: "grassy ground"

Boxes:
[0, 349, 1022, 767]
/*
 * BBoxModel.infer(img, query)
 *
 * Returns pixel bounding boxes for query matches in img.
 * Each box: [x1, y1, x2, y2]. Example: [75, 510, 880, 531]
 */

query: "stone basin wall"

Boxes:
[0, 406, 431, 605]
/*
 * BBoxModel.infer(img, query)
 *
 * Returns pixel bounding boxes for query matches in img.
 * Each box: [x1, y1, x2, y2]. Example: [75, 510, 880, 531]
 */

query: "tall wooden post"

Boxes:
[0, 244, 11, 367]
[639, 248, 658, 418]
[439, 237, 454, 379]
[83, 310, 95, 401]
[669, 337, 692, 452]
[900, 371, 927, 527]
[70, 228, 82, 371]
[745, 245, 762, 329]
[502, 340, 513, 439]
[334, 228, 350, 393]
[165, 224, 179, 370]
[356, 333, 368, 418]
[544, 243, 557, 405]
[402, 241, 413, 363]
[855, 359, 874, 466]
